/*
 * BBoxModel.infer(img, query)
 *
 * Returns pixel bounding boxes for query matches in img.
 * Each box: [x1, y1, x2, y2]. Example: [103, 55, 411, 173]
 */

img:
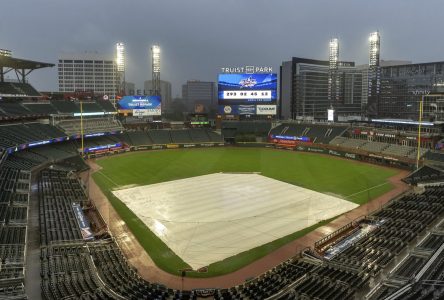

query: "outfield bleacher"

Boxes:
[123, 131, 153, 146]
[222, 121, 272, 139]
[170, 130, 192, 143]
[148, 129, 172, 144]
[329, 136, 430, 160]
[56, 117, 123, 135]
[0, 123, 66, 166]
[22, 102, 58, 115]
[270, 123, 349, 144]
[0, 82, 40, 97]
[0, 102, 31, 116]
[96, 100, 116, 112]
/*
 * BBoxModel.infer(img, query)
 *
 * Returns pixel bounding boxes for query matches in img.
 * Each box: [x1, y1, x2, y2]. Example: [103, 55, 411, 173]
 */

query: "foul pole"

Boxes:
[416, 96, 423, 170]
[80, 101, 84, 157]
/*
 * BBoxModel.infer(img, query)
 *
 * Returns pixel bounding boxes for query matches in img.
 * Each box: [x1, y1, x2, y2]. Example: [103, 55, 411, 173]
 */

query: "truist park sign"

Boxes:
[221, 66, 273, 74]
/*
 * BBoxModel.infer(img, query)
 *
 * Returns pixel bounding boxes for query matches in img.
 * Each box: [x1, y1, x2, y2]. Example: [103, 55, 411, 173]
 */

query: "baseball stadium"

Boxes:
[0, 51, 443, 300]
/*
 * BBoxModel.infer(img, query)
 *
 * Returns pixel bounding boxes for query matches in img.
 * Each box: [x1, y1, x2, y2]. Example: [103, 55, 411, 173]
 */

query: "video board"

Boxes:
[218, 73, 277, 105]
[118, 95, 161, 116]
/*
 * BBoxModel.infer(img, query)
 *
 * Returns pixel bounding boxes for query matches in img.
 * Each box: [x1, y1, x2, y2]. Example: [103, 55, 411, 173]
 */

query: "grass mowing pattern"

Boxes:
[93, 147, 399, 277]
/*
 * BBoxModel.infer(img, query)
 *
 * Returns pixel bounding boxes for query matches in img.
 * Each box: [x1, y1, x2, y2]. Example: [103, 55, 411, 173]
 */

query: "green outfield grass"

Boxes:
[92, 147, 400, 277]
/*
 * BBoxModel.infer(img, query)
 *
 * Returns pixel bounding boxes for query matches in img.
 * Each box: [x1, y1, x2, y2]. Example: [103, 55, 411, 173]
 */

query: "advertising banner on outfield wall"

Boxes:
[134, 143, 224, 151]
[270, 135, 311, 143]
[294, 145, 359, 160]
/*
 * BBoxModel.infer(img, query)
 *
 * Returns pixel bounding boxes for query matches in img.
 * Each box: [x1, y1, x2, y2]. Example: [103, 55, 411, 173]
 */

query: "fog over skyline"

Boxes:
[1, 0, 443, 96]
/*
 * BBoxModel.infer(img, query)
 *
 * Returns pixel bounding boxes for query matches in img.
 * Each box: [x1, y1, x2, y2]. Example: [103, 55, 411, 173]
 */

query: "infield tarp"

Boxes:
[112, 173, 358, 270]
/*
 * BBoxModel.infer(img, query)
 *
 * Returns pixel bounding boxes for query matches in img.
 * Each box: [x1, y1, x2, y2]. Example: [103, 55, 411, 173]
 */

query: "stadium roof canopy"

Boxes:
[0, 55, 54, 70]
[0, 54, 54, 83]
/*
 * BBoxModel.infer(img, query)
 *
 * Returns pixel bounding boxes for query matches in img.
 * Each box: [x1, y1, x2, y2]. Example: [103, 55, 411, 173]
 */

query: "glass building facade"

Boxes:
[280, 57, 365, 120]
[378, 62, 444, 121]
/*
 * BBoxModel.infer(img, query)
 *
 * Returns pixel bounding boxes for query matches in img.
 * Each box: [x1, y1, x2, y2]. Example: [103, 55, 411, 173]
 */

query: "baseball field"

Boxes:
[92, 147, 400, 278]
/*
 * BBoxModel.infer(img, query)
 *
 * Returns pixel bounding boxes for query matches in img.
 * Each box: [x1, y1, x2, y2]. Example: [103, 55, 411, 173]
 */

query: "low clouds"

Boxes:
[2, 0, 444, 95]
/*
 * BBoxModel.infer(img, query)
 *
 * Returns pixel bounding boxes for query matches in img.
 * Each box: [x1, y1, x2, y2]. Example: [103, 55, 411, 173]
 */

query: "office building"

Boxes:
[378, 61, 444, 120]
[182, 80, 216, 113]
[279, 57, 364, 120]
[58, 52, 118, 98]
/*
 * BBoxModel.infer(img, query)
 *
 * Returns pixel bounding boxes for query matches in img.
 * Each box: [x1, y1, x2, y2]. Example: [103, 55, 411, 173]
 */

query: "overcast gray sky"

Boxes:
[1, 0, 443, 96]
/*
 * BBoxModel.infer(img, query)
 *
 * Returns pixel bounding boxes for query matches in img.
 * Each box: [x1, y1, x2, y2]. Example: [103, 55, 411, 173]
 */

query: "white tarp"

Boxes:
[112, 173, 358, 270]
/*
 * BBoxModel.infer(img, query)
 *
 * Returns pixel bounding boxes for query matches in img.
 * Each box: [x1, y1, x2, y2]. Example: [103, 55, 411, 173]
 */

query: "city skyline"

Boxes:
[2, 0, 444, 96]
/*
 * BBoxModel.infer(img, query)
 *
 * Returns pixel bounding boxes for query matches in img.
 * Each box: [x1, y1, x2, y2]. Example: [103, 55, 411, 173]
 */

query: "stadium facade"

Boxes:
[57, 52, 119, 98]
[279, 32, 444, 122]
[280, 58, 444, 122]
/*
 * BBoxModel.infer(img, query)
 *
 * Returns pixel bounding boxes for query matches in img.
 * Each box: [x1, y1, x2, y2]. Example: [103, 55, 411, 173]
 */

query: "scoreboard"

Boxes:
[218, 73, 277, 115]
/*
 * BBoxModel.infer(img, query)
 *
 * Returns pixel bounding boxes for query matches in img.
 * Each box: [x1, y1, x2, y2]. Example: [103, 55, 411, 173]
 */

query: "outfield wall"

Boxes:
[84, 142, 225, 158]
[236, 142, 415, 169]
[83, 138, 416, 169]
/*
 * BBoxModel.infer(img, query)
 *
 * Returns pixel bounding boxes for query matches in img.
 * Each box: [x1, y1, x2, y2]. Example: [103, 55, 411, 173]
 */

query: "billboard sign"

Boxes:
[219, 105, 256, 115]
[218, 73, 277, 105]
[118, 95, 161, 116]
[133, 109, 150, 117]
[256, 105, 276, 115]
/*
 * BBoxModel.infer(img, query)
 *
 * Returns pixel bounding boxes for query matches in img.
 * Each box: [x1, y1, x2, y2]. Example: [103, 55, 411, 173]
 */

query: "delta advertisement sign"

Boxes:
[118, 95, 161, 116]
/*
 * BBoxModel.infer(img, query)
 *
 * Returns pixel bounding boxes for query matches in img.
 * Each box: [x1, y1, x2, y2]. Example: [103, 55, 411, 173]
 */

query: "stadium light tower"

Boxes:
[367, 31, 381, 116]
[115, 42, 125, 100]
[151, 45, 161, 96]
[369, 32, 380, 68]
[328, 38, 339, 108]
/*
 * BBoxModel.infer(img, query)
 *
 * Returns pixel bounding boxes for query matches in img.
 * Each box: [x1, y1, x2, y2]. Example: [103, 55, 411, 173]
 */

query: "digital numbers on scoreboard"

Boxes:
[223, 90, 272, 100]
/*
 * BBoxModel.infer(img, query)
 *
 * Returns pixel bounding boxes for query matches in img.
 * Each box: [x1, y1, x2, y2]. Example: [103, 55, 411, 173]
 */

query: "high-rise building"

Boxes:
[182, 80, 216, 113]
[279, 57, 363, 120]
[57, 52, 118, 98]
[144, 80, 172, 110]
